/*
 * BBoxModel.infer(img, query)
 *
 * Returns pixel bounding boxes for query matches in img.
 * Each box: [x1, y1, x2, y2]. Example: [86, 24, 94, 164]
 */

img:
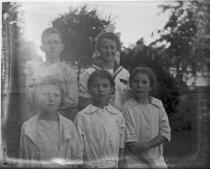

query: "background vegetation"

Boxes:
[1, 1, 209, 168]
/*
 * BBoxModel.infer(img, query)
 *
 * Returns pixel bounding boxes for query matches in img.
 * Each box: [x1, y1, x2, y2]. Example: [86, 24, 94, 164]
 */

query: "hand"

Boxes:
[126, 142, 149, 152]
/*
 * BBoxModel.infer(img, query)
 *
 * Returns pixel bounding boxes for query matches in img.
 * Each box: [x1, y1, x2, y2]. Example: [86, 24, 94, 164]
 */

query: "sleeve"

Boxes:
[73, 113, 85, 162]
[70, 123, 83, 165]
[78, 70, 91, 99]
[121, 105, 138, 143]
[159, 102, 171, 142]
[64, 66, 79, 108]
[119, 115, 126, 148]
[19, 123, 27, 160]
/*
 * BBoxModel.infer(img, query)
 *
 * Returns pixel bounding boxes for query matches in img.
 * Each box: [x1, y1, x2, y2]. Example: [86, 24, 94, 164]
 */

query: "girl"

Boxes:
[122, 67, 171, 168]
[75, 70, 126, 168]
[78, 32, 130, 111]
[19, 77, 82, 167]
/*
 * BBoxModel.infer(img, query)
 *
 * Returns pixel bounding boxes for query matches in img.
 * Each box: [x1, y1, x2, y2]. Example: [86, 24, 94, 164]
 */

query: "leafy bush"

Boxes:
[121, 46, 184, 114]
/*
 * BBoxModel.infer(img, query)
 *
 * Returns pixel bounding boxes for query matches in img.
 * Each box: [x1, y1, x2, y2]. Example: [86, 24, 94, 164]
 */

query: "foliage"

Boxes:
[52, 5, 111, 68]
[152, 0, 210, 83]
[121, 40, 183, 114]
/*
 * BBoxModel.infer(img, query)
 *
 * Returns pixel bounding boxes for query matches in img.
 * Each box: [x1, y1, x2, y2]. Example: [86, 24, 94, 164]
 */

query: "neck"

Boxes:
[102, 60, 114, 69]
[39, 111, 59, 122]
[135, 96, 150, 104]
[92, 101, 109, 109]
[45, 56, 60, 65]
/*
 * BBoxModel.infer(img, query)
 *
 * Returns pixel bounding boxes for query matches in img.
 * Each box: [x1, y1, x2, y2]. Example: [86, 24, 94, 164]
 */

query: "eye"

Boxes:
[133, 80, 139, 83]
[103, 83, 110, 88]
[142, 80, 149, 84]
[43, 93, 49, 96]
[54, 93, 61, 98]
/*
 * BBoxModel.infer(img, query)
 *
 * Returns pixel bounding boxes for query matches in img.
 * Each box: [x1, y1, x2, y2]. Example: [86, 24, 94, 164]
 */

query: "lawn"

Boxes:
[164, 87, 210, 168]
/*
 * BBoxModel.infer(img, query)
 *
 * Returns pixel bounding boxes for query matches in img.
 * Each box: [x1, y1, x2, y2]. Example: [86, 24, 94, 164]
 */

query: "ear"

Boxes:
[110, 86, 114, 94]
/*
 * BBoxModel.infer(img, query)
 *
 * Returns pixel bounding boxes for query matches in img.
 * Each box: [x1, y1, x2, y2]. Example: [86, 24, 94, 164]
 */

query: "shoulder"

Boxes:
[116, 66, 130, 81]
[22, 115, 38, 129]
[80, 66, 96, 77]
[59, 114, 74, 126]
[77, 104, 93, 117]
[150, 97, 163, 108]
[108, 104, 122, 114]
[107, 104, 125, 120]
[60, 61, 76, 74]
[123, 98, 137, 110]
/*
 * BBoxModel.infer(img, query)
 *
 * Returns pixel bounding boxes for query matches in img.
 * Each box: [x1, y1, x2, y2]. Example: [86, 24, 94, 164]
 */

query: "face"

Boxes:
[88, 77, 113, 106]
[131, 73, 151, 100]
[98, 38, 117, 62]
[41, 33, 64, 60]
[34, 84, 61, 113]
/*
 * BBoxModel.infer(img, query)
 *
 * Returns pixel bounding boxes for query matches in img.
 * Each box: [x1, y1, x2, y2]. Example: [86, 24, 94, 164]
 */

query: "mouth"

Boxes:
[48, 104, 56, 107]
[97, 95, 106, 98]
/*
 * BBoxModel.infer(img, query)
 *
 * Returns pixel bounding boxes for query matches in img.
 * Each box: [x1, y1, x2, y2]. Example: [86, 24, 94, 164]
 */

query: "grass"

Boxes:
[164, 88, 210, 168]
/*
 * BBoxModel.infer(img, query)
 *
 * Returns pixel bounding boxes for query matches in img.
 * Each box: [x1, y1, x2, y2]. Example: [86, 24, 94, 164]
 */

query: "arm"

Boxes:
[126, 135, 167, 152]
[61, 65, 79, 110]
[74, 114, 84, 168]
[118, 148, 126, 168]
[118, 115, 126, 168]
[69, 123, 83, 168]
[126, 101, 171, 154]
[78, 70, 92, 110]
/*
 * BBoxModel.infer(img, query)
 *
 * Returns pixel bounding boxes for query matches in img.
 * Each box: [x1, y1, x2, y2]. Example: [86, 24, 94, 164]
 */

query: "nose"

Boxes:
[98, 85, 104, 92]
[107, 47, 112, 53]
[49, 94, 54, 102]
[50, 42, 56, 48]
[137, 82, 143, 88]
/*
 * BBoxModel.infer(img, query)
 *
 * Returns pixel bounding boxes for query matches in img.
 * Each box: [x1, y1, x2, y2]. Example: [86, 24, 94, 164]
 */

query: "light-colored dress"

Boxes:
[78, 62, 130, 110]
[74, 104, 125, 168]
[19, 114, 82, 167]
[122, 97, 171, 168]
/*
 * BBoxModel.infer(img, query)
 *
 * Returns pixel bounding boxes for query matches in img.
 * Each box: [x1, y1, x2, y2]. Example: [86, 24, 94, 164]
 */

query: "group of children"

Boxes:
[19, 27, 171, 168]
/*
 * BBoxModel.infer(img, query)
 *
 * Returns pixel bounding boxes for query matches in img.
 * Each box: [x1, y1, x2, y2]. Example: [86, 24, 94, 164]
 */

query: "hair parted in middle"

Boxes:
[129, 66, 157, 94]
[95, 32, 121, 52]
[88, 70, 115, 89]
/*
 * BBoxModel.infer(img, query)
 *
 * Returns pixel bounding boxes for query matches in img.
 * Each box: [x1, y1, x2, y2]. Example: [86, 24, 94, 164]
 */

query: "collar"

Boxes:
[83, 104, 117, 115]
[91, 62, 123, 79]
[132, 97, 162, 108]
[24, 114, 72, 146]
[150, 97, 162, 108]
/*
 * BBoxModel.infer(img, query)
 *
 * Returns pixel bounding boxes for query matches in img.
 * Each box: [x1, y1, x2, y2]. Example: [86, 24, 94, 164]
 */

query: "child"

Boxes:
[25, 27, 78, 120]
[122, 67, 171, 168]
[74, 70, 126, 168]
[78, 32, 130, 111]
[19, 77, 82, 167]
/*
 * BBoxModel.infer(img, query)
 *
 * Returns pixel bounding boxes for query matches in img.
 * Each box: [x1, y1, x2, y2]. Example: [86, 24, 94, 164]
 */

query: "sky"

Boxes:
[18, 1, 171, 57]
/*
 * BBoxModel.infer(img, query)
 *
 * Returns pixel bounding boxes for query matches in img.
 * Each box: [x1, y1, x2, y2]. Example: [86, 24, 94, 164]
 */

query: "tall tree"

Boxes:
[52, 5, 111, 68]
[152, 0, 210, 83]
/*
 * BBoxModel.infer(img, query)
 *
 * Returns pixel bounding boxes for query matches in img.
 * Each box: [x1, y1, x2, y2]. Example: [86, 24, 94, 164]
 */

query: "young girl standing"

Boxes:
[78, 32, 130, 111]
[19, 77, 82, 167]
[75, 70, 126, 168]
[122, 67, 171, 168]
